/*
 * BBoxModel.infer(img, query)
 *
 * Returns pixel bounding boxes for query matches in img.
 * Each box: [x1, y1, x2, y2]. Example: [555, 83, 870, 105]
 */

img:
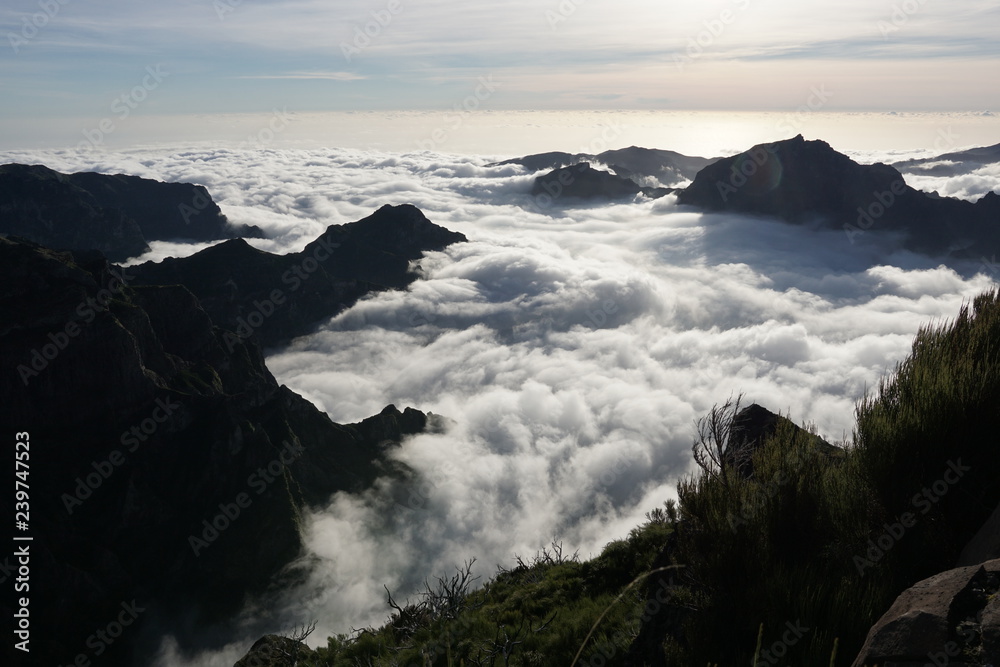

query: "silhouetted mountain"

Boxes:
[494, 145, 718, 188]
[0, 163, 263, 261]
[893, 141, 1000, 177]
[530, 162, 646, 202]
[677, 135, 1000, 257]
[131, 204, 467, 348]
[0, 236, 437, 666]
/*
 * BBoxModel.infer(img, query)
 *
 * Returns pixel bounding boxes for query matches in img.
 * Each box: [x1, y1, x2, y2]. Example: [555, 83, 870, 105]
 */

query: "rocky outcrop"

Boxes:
[530, 162, 645, 202]
[0, 237, 434, 666]
[852, 559, 1000, 667]
[131, 203, 467, 349]
[676, 135, 1000, 257]
[0, 163, 262, 261]
[233, 635, 315, 667]
[724, 403, 842, 479]
[494, 145, 718, 187]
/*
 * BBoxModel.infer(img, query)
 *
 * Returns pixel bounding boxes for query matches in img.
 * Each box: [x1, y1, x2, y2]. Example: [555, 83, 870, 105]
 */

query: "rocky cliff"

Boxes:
[0, 163, 263, 261]
[0, 236, 436, 666]
[676, 135, 1000, 257]
[131, 203, 467, 348]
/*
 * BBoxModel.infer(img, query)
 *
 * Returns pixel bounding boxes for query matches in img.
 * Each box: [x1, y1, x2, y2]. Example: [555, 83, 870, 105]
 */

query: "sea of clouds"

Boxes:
[3, 142, 997, 665]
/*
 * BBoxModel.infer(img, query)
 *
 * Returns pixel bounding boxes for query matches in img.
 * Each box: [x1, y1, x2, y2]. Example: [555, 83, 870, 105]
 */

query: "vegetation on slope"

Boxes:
[246, 288, 1000, 667]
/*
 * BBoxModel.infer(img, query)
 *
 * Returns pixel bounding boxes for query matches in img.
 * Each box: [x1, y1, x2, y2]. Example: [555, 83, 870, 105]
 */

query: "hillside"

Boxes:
[234, 288, 1000, 666]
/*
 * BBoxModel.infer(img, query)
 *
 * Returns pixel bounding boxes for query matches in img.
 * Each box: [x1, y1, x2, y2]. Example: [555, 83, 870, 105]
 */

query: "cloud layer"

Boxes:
[3, 144, 997, 665]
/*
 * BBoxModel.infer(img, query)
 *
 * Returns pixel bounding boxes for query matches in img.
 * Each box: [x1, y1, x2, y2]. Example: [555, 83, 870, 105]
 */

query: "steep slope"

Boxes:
[677, 135, 1000, 257]
[0, 163, 263, 261]
[131, 203, 467, 348]
[0, 237, 434, 666]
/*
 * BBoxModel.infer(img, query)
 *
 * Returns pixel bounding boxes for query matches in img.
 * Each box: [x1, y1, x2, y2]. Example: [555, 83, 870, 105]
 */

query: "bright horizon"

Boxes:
[2, 1, 999, 151]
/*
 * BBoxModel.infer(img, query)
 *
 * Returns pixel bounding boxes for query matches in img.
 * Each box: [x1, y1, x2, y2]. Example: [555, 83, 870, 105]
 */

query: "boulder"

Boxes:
[852, 559, 1000, 666]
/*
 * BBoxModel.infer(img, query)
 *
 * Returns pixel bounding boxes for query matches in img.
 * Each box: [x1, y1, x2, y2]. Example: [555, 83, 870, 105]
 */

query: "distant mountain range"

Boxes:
[677, 135, 1000, 257]
[0, 164, 263, 261]
[492, 145, 718, 188]
[506, 136, 1000, 263]
[892, 142, 1000, 177]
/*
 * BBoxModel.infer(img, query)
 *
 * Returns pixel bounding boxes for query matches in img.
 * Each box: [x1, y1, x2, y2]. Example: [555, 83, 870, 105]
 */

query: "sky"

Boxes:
[3, 2, 1000, 662]
[2, 0, 999, 133]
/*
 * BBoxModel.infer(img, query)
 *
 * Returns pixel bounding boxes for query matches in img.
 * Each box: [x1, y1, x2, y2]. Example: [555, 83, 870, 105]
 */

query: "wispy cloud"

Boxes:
[237, 71, 366, 81]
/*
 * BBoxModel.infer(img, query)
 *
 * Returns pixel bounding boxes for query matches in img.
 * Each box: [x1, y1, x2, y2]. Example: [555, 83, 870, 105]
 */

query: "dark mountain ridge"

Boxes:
[0, 163, 263, 261]
[495, 145, 719, 188]
[131, 203, 467, 349]
[0, 202, 463, 665]
[676, 135, 1000, 256]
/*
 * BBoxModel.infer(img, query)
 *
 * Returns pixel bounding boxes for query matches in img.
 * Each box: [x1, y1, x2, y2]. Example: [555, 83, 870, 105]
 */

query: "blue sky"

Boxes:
[1, 0, 998, 125]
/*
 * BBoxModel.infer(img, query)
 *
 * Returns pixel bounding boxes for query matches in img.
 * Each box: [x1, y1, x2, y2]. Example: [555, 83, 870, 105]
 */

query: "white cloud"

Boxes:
[3, 143, 997, 661]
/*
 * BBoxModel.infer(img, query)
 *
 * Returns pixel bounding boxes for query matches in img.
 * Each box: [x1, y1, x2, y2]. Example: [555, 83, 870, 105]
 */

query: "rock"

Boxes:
[0, 236, 432, 665]
[958, 502, 1000, 566]
[0, 163, 262, 262]
[531, 162, 642, 202]
[233, 634, 316, 667]
[724, 403, 842, 479]
[676, 135, 1000, 258]
[131, 203, 467, 348]
[493, 145, 718, 187]
[851, 559, 1000, 667]
[0, 163, 150, 261]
